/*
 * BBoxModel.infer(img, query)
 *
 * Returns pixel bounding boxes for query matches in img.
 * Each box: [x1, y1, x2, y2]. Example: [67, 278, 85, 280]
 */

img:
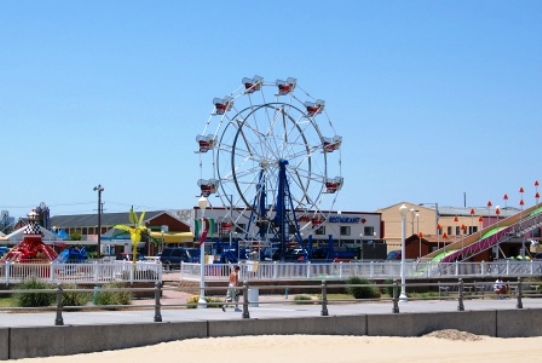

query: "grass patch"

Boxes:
[0, 296, 12, 307]
[293, 294, 313, 304]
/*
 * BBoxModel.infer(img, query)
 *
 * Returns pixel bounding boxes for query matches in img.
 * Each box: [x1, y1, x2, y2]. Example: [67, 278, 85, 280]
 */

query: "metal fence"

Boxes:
[0, 261, 162, 285]
[181, 259, 542, 282]
[1, 278, 541, 326]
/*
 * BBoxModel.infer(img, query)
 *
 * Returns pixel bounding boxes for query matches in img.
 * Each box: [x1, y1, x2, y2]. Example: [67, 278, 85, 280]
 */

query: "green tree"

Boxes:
[113, 207, 149, 263]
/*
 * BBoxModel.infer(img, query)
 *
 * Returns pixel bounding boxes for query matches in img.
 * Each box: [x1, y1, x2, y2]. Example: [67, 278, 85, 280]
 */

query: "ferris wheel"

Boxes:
[196, 76, 343, 253]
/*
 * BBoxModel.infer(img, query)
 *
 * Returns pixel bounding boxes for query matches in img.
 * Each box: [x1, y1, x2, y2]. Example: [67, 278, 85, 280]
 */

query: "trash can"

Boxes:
[248, 288, 259, 307]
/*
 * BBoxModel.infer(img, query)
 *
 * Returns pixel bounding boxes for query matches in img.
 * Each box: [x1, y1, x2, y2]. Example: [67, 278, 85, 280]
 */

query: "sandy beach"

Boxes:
[12, 331, 542, 363]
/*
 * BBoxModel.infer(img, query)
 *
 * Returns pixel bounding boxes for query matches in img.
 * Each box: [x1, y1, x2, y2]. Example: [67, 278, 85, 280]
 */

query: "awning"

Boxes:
[149, 231, 194, 243]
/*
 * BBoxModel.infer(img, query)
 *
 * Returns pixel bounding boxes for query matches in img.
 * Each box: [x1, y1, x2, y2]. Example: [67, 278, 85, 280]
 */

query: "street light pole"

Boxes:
[198, 196, 208, 308]
[93, 185, 104, 259]
[160, 225, 168, 253]
[399, 204, 408, 302]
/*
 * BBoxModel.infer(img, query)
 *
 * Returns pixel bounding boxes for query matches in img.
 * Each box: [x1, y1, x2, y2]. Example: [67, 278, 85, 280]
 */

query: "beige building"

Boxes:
[378, 202, 519, 253]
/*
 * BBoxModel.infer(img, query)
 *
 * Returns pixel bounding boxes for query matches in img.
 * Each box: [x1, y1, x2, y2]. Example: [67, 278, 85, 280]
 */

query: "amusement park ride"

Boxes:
[0, 209, 58, 263]
[0, 207, 88, 264]
[196, 76, 343, 261]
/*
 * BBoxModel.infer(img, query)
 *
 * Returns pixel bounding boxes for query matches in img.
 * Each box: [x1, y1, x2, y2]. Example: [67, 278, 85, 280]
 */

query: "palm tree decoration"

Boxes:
[113, 206, 148, 263]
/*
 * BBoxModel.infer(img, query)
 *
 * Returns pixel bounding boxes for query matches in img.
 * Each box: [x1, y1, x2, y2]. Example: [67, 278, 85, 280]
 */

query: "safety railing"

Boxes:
[1, 277, 540, 325]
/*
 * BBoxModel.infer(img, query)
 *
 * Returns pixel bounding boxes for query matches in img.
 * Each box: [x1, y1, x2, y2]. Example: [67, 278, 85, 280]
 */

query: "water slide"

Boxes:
[422, 203, 542, 263]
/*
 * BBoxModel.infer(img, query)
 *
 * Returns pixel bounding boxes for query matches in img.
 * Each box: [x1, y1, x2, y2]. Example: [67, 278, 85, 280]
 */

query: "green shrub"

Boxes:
[293, 294, 313, 305]
[93, 282, 132, 309]
[346, 277, 380, 299]
[62, 284, 92, 308]
[186, 295, 225, 309]
[13, 278, 55, 307]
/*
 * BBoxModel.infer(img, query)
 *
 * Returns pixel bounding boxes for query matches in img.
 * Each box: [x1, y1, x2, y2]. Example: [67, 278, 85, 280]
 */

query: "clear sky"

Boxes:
[1, 1, 541, 219]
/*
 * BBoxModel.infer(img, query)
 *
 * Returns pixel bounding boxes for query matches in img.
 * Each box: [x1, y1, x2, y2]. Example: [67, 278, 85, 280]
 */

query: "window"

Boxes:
[455, 226, 460, 235]
[447, 226, 452, 235]
[363, 226, 375, 237]
[315, 226, 326, 235]
[340, 225, 351, 236]
[468, 226, 478, 234]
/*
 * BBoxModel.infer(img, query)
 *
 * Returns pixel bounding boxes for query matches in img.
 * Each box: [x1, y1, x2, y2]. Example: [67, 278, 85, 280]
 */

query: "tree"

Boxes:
[113, 207, 148, 263]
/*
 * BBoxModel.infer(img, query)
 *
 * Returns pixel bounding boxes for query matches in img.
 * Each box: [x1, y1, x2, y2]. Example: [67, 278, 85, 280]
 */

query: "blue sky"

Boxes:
[1, 1, 541, 218]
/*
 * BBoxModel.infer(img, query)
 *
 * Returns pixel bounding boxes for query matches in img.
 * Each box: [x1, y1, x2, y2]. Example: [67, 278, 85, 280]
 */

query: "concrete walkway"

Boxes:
[2, 295, 540, 328]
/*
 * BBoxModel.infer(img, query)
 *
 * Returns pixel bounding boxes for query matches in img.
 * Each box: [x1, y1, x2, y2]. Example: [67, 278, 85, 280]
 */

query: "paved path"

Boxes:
[2, 296, 540, 328]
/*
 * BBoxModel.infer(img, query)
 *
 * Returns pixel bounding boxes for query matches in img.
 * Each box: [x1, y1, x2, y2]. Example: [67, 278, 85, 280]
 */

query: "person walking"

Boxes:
[494, 276, 508, 299]
[223, 265, 241, 312]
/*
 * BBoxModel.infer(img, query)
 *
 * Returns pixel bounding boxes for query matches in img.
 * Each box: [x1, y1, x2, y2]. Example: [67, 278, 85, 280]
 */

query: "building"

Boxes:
[378, 201, 528, 257]
[194, 205, 387, 259]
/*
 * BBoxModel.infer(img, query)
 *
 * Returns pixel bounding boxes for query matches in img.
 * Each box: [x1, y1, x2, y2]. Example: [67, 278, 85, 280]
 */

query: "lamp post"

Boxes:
[93, 184, 104, 258]
[399, 204, 408, 302]
[198, 196, 208, 308]
[160, 225, 168, 253]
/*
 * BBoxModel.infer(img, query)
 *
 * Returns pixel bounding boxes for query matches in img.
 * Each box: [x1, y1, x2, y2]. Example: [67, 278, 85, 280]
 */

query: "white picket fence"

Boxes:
[2, 259, 541, 285]
[1, 260, 162, 286]
[180, 259, 542, 282]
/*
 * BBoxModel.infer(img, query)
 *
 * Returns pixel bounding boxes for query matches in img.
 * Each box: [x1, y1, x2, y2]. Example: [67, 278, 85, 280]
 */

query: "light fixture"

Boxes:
[399, 204, 408, 302]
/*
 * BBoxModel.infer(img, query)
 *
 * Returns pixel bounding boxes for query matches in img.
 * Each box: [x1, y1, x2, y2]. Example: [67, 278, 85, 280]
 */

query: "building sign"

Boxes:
[328, 216, 361, 223]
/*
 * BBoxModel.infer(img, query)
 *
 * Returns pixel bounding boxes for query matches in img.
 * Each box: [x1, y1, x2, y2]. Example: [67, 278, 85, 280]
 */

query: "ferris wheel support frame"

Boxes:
[273, 159, 304, 261]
